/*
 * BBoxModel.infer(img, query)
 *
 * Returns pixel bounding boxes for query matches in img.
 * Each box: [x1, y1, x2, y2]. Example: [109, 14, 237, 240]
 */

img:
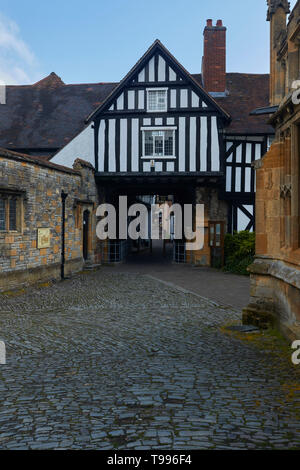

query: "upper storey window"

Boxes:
[142, 128, 176, 158]
[147, 88, 168, 112]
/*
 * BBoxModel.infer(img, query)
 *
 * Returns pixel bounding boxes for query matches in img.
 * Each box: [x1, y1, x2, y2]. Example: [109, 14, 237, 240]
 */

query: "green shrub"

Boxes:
[224, 231, 255, 276]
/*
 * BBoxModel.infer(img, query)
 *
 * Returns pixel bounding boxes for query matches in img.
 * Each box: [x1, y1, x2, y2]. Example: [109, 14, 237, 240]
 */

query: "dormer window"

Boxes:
[147, 88, 168, 112]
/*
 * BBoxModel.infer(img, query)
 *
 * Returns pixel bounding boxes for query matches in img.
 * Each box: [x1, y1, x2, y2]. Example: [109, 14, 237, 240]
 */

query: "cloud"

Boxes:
[0, 12, 39, 85]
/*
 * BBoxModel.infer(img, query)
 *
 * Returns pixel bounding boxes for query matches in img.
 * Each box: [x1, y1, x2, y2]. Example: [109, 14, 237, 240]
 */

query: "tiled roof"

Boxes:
[193, 73, 274, 134]
[218, 73, 274, 135]
[0, 77, 117, 152]
[0, 71, 273, 155]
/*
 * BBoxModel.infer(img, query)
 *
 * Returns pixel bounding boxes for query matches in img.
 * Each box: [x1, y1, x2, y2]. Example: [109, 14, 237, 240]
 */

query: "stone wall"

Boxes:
[0, 151, 100, 292]
[243, 1, 300, 340]
[244, 258, 300, 341]
[243, 118, 300, 339]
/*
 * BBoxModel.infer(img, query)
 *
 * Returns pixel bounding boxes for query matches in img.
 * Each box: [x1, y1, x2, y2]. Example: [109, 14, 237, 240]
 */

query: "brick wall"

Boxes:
[202, 19, 226, 93]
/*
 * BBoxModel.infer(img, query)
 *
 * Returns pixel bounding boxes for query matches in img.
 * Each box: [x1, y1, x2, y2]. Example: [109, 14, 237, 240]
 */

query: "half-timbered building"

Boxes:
[0, 19, 274, 266]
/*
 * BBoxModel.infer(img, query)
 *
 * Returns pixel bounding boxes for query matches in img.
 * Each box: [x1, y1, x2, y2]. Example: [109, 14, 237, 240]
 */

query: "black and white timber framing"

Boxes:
[52, 40, 273, 233]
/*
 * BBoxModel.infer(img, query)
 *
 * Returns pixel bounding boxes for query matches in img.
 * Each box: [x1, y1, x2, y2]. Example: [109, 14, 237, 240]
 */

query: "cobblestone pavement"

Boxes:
[110, 240, 251, 311]
[0, 270, 299, 450]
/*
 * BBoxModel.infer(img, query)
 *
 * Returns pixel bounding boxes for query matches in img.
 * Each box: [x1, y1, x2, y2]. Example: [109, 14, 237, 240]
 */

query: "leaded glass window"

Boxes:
[143, 130, 175, 158]
[147, 89, 167, 112]
[9, 198, 17, 231]
[0, 196, 19, 231]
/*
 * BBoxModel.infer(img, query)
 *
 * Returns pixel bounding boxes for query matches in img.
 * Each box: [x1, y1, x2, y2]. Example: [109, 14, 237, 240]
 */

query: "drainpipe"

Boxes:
[61, 191, 68, 279]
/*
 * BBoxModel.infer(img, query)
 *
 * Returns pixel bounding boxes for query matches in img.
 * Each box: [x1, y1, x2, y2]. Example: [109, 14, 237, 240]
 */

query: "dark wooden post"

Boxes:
[61, 191, 68, 279]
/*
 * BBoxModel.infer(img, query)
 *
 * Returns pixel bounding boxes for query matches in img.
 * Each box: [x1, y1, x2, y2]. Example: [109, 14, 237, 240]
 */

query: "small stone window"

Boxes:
[147, 88, 168, 112]
[0, 193, 21, 232]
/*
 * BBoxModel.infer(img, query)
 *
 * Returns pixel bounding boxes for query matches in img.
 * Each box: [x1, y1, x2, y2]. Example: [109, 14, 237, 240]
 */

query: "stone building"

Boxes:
[0, 149, 100, 292]
[243, 0, 300, 339]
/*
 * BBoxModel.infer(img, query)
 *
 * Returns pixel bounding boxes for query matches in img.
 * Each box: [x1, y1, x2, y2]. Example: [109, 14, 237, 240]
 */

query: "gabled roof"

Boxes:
[0, 46, 273, 154]
[85, 39, 231, 123]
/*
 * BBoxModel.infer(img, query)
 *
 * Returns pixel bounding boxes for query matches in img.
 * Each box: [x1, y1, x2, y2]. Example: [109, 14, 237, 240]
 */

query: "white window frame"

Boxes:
[146, 88, 168, 113]
[141, 126, 177, 159]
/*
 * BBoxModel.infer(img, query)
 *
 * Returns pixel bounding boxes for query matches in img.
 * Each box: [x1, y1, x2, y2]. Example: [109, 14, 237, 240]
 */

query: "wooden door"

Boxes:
[209, 221, 225, 268]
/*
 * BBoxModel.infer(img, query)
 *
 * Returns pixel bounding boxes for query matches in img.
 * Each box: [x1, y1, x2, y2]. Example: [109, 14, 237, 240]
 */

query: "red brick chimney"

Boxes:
[202, 19, 227, 94]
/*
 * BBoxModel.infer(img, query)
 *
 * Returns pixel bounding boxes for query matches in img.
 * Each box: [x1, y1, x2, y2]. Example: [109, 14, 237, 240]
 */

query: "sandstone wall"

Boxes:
[186, 186, 228, 266]
[244, 123, 300, 339]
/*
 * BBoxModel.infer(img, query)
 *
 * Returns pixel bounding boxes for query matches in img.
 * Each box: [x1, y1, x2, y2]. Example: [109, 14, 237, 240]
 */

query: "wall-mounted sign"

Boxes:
[37, 228, 50, 249]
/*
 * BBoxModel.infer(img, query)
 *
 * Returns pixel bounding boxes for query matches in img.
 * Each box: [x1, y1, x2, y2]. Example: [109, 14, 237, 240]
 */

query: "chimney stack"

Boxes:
[202, 19, 227, 94]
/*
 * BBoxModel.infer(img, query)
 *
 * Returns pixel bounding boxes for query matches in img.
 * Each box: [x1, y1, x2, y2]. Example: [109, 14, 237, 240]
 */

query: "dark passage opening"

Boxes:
[83, 210, 89, 261]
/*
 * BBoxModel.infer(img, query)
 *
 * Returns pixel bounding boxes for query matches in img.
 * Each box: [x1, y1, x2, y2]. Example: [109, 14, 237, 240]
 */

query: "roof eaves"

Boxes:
[155, 41, 231, 122]
[250, 105, 279, 116]
[85, 40, 161, 123]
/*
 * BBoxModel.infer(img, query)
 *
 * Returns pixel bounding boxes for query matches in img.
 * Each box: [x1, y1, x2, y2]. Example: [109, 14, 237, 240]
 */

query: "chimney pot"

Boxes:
[206, 19, 213, 27]
[216, 19, 223, 27]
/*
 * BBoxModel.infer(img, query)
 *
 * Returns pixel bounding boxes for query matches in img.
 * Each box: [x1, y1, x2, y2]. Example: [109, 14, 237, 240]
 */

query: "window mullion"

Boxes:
[6, 197, 9, 231]
[0, 198, 5, 231]
[152, 133, 154, 157]
[173, 130, 175, 157]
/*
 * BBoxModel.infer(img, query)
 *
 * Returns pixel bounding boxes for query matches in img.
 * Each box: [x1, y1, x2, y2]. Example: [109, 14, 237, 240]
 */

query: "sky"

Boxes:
[0, 0, 297, 85]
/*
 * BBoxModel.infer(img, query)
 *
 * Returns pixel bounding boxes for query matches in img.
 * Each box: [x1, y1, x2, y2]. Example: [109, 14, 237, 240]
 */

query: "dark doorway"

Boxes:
[83, 210, 89, 261]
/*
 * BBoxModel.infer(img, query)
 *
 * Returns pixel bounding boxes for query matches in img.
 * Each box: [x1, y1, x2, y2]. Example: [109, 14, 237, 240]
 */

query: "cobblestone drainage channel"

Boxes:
[226, 325, 260, 333]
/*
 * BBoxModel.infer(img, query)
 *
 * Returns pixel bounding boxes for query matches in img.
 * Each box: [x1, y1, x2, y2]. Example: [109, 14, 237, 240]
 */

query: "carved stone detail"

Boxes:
[280, 182, 292, 198]
[267, 0, 290, 20]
